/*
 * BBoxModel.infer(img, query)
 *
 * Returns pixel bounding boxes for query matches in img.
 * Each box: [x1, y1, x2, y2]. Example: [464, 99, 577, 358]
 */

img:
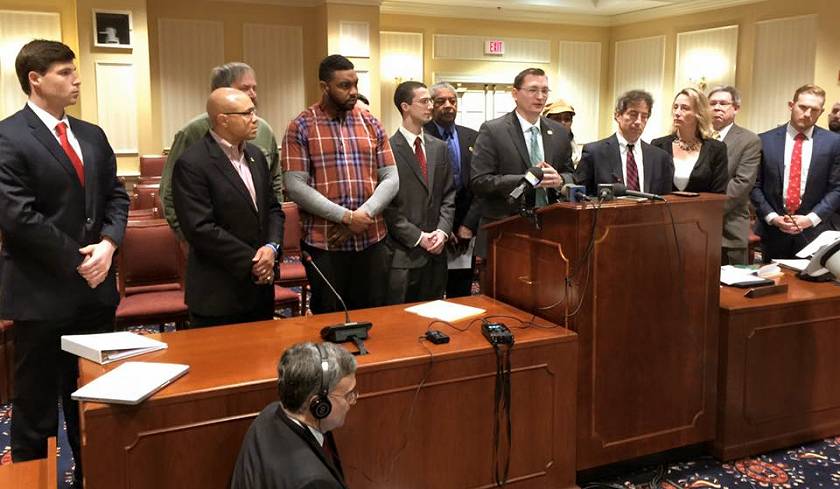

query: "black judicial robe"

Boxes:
[230, 402, 348, 489]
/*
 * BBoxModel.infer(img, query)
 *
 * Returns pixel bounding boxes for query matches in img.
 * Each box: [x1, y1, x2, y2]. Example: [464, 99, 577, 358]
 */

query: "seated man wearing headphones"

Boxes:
[231, 342, 357, 489]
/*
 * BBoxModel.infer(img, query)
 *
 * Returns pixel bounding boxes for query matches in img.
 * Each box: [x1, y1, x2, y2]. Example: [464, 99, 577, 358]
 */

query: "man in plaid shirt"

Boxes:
[283, 55, 399, 313]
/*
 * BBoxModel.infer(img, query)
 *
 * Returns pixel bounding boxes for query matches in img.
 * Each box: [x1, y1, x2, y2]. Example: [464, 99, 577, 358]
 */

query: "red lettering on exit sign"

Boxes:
[485, 40, 505, 56]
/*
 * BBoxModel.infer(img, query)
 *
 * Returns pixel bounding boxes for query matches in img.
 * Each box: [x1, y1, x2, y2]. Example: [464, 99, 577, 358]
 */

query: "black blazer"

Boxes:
[0, 105, 129, 320]
[384, 132, 456, 269]
[231, 402, 348, 489]
[575, 133, 674, 196]
[471, 111, 574, 221]
[172, 132, 284, 317]
[424, 121, 481, 232]
[650, 134, 728, 193]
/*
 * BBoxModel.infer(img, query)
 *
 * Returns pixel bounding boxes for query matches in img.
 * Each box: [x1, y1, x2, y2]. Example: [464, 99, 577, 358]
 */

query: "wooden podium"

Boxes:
[483, 194, 726, 470]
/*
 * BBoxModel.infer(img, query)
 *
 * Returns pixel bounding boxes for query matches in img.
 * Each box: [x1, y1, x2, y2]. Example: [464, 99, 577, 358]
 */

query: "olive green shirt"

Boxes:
[159, 113, 282, 235]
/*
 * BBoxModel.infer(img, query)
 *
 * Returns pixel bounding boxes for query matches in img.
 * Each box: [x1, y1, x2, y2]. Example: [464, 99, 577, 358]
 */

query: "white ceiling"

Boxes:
[222, 0, 766, 25]
[378, 0, 765, 25]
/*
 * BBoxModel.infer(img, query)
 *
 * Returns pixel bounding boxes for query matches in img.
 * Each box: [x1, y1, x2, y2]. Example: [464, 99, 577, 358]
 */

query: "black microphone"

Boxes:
[300, 251, 372, 354]
[611, 182, 666, 201]
[508, 167, 544, 202]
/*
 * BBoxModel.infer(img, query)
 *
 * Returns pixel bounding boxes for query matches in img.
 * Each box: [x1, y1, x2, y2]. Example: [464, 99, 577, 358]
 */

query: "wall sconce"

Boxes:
[689, 76, 709, 91]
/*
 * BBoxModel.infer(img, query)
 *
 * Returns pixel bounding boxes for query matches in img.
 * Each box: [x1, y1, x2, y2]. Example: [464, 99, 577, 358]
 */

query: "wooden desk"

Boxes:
[78, 296, 578, 489]
[0, 437, 56, 489]
[714, 271, 840, 460]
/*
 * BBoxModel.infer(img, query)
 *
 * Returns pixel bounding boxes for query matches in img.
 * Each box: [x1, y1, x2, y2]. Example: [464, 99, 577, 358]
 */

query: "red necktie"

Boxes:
[786, 132, 806, 214]
[625, 143, 639, 191]
[414, 136, 428, 181]
[55, 122, 85, 186]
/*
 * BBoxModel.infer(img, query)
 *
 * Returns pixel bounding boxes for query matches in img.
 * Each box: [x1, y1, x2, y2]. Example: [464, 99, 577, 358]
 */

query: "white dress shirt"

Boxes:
[397, 124, 445, 247]
[286, 412, 325, 446]
[27, 100, 84, 165]
[616, 131, 645, 191]
[717, 122, 734, 141]
[764, 123, 820, 227]
[515, 111, 544, 163]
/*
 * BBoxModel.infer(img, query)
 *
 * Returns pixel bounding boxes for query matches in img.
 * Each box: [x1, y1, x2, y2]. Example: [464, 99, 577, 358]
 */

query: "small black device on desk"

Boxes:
[425, 329, 450, 344]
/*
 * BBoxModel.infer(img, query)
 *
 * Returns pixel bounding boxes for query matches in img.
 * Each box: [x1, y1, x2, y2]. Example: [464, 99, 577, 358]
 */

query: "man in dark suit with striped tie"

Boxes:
[751, 84, 840, 260]
[0, 40, 129, 485]
[575, 90, 674, 197]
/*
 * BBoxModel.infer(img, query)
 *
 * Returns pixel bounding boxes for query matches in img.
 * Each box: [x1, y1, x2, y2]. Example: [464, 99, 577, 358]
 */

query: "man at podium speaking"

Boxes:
[470, 67, 574, 258]
[575, 90, 674, 197]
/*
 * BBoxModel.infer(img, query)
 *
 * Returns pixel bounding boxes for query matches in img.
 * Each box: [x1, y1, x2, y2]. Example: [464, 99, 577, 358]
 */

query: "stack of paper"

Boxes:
[720, 266, 770, 286]
[71, 362, 189, 405]
[61, 331, 167, 364]
[405, 300, 486, 322]
[772, 259, 810, 272]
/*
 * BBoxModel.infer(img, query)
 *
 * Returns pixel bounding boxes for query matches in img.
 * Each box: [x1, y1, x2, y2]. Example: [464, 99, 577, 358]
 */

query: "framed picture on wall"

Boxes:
[93, 10, 133, 49]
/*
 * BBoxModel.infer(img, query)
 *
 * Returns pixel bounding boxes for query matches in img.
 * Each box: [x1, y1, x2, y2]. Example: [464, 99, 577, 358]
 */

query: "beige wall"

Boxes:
[1, 0, 80, 118]
[607, 0, 840, 137]
[6, 0, 840, 172]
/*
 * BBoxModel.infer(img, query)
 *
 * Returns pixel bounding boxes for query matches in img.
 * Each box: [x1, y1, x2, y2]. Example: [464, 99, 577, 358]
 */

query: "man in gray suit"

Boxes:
[708, 86, 761, 265]
[384, 81, 456, 304]
[470, 67, 574, 257]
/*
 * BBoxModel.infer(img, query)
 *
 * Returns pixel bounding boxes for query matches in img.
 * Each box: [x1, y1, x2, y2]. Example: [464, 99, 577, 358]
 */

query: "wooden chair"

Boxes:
[139, 154, 166, 178]
[131, 182, 161, 211]
[276, 202, 308, 315]
[115, 219, 188, 331]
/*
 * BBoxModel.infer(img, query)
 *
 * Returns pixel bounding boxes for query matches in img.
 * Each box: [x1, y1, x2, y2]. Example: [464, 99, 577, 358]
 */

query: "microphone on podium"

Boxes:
[301, 251, 372, 355]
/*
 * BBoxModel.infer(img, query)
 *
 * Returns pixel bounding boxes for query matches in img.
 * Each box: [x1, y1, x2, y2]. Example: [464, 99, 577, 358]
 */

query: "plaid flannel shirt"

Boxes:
[282, 103, 395, 251]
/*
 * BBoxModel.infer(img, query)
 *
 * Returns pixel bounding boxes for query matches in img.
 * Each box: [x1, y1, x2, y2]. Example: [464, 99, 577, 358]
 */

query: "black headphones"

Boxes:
[309, 344, 333, 420]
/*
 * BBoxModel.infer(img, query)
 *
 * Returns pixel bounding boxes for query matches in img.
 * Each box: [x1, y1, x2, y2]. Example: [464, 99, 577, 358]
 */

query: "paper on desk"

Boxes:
[404, 300, 486, 322]
[71, 362, 189, 405]
[447, 238, 475, 270]
[772, 259, 809, 272]
[720, 265, 769, 286]
[796, 230, 840, 258]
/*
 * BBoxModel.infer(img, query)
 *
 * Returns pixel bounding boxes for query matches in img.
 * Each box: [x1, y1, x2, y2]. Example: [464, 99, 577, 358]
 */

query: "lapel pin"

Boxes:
[468, 146, 474, 153]
[547, 129, 554, 135]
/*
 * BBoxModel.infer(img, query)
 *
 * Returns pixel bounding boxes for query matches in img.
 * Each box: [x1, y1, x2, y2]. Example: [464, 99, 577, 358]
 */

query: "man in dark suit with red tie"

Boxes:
[0, 40, 129, 484]
[231, 342, 356, 489]
[385, 81, 456, 304]
[172, 88, 284, 327]
[424, 82, 480, 298]
[751, 84, 840, 260]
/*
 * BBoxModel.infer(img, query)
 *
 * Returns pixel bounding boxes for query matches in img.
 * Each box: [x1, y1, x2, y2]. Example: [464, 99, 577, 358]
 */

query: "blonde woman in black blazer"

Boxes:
[651, 87, 728, 193]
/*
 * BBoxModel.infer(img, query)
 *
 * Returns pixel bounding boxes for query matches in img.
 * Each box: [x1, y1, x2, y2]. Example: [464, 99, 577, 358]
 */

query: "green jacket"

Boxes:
[159, 113, 282, 235]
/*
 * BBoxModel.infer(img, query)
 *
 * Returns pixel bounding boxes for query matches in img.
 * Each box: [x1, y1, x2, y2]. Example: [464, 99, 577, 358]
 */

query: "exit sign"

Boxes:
[485, 39, 505, 56]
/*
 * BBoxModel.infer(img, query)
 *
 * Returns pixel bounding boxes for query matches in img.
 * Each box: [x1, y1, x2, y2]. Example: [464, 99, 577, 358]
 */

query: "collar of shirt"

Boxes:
[515, 110, 541, 136]
[717, 122, 735, 141]
[285, 411, 325, 446]
[398, 124, 424, 151]
[27, 100, 69, 137]
[209, 129, 246, 162]
[615, 130, 640, 151]
[434, 121, 457, 139]
[786, 122, 815, 140]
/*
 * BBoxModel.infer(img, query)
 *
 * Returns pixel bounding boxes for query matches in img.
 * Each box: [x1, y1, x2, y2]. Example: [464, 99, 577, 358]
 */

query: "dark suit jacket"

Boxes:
[750, 124, 840, 240]
[172, 132, 284, 317]
[384, 132, 456, 269]
[471, 110, 573, 219]
[231, 402, 347, 489]
[0, 104, 129, 320]
[575, 133, 674, 196]
[424, 121, 481, 232]
[650, 134, 728, 193]
[721, 124, 761, 248]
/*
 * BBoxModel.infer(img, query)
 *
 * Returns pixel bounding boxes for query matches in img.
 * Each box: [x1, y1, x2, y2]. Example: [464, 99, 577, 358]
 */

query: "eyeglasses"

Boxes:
[329, 386, 358, 405]
[520, 87, 551, 96]
[224, 108, 257, 118]
[709, 101, 733, 107]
